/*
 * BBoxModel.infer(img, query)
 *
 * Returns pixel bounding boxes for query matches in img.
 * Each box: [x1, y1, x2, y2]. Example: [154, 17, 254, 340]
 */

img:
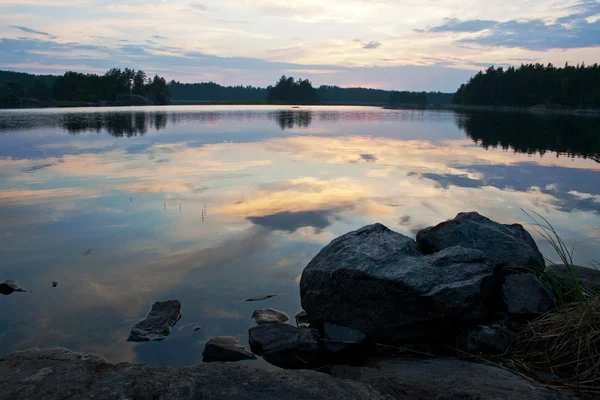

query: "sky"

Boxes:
[0, 0, 599, 91]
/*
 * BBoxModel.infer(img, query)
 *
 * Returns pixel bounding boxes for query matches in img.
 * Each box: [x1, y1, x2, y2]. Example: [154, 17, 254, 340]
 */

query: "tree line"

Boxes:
[1, 69, 454, 108]
[453, 63, 600, 109]
[0, 68, 170, 107]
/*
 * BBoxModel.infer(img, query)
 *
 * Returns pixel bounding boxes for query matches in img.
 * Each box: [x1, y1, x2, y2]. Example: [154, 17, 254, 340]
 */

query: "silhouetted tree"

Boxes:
[266, 76, 319, 104]
[453, 63, 600, 108]
[388, 91, 427, 105]
[133, 70, 147, 96]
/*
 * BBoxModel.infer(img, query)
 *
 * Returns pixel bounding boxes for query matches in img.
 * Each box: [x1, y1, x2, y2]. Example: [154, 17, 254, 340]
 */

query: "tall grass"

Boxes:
[521, 209, 589, 306]
[510, 210, 600, 393]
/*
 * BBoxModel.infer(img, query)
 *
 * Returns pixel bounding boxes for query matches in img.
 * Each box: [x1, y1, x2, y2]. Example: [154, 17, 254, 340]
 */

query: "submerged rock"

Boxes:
[127, 300, 182, 342]
[251, 308, 289, 325]
[0, 348, 383, 400]
[249, 323, 320, 368]
[503, 274, 556, 315]
[300, 223, 495, 343]
[324, 323, 367, 354]
[416, 212, 545, 269]
[202, 336, 256, 362]
[0, 280, 27, 295]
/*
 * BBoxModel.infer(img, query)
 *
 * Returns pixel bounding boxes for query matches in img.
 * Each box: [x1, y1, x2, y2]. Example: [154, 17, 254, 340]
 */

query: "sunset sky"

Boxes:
[1, 0, 599, 91]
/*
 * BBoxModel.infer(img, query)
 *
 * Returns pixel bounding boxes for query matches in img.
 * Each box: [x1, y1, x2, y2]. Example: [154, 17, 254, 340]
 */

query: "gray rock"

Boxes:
[202, 336, 256, 362]
[127, 300, 182, 342]
[416, 212, 545, 269]
[324, 323, 367, 354]
[300, 223, 495, 343]
[0, 280, 27, 295]
[0, 348, 385, 400]
[458, 324, 516, 354]
[295, 310, 309, 327]
[249, 323, 320, 368]
[503, 274, 556, 315]
[547, 264, 600, 294]
[331, 357, 577, 400]
[251, 308, 289, 324]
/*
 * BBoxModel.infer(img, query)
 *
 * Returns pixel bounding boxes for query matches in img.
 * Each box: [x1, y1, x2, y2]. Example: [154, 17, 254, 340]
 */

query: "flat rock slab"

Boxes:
[416, 211, 545, 269]
[249, 323, 320, 368]
[0, 348, 384, 400]
[503, 274, 556, 315]
[252, 308, 289, 324]
[331, 357, 577, 400]
[127, 300, 181, 342]
[0, 280, 27, 295]
[202, 336, 256, 362]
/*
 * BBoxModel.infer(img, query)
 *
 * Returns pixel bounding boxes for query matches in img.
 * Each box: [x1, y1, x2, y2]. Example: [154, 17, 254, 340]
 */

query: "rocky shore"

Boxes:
[2, 212, 598, 399]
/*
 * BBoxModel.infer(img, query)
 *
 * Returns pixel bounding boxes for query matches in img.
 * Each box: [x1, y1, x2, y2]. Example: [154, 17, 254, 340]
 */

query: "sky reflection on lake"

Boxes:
[0, 106, 598, 366]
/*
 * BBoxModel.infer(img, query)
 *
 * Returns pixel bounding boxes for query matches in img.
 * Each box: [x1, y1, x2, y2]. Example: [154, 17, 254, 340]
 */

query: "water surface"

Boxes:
[0, 105, 598, 366]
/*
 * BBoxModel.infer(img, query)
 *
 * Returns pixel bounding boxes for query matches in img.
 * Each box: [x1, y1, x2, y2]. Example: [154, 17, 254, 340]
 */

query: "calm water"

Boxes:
[0, 105, 599, 366]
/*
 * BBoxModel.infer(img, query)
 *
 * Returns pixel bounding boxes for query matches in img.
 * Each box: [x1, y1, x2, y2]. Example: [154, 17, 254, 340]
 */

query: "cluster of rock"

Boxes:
[202, 212, 576, 369]
[300, 212, 558, 355]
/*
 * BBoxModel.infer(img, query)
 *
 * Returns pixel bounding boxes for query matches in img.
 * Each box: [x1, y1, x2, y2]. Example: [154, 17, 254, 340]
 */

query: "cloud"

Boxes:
[428, 18, 496, 33]
[151, 35, 168, 40]
[247, 209, 336, 232]
[422, 3, 600, 50]
[362, 41, 382, 49]
[360, 153, 377, 162]
[0, 37, 474, 91]
[9, 25, 52, 37]
[189, 1, 207, 11]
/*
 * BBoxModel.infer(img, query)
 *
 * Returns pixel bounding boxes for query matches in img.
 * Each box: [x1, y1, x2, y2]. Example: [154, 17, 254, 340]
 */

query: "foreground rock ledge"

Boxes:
[0, 348, 576, 400]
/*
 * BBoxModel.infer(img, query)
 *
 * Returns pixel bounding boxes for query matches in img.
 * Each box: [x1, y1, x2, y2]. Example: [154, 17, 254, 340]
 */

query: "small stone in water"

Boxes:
[0, 280, 27, 295]
[193, 326, 202, 332]
[244, 294, 279, 302]
[251, 308, 289, 324]
[127, 300, 182, 342]
[52, 282, 58, 287]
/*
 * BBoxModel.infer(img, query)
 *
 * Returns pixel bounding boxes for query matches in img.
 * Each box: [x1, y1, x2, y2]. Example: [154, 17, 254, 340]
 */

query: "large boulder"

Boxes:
[416, 212, 545, 269]
[249, 323, 320, 368]
[300, 223, 496, 343]
[502, 274, 556, 315]
[0, 348, 384, 400]
[331, 357, 576, 400]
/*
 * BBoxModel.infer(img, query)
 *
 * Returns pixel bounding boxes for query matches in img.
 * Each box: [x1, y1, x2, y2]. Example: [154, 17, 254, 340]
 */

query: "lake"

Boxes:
[0, 105, 599, 366]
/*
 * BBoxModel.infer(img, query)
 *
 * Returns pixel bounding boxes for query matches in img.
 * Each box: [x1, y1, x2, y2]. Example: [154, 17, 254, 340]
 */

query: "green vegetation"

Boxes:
[0, 68, 170, 108]
[1, 68, 455, 108]
[388, 91, 427, 107]
[52, 68, 170, 105]
[169, 81, 267, 102]
[453, 63, 600, 109]
[266, 76, 319, 104]
[507, 210, 600, 394]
